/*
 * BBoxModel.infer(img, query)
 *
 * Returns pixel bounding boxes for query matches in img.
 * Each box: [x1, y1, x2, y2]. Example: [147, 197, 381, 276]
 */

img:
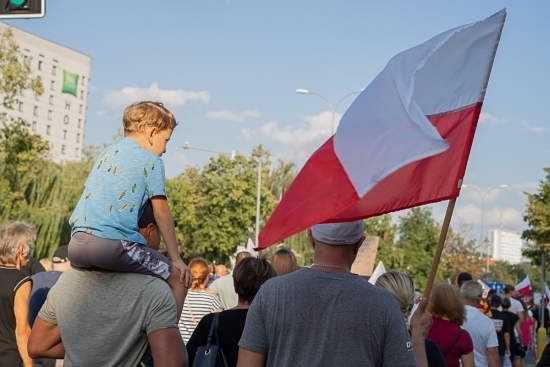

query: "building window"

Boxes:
[35, 94, 39, 101]
[78, 119, 82, 128]
[3, 97, 7, 106]
[63, 130, 67, 139]
[76, 133, 80, 143]
[49, 95, 54, 105]
[65, 101, 70, 110]
[79, 104, 83, 114]
[31, 121, 37, 131]
[1, 113, 6, 123]
[17, 117, 22, 123]
[23, 55, 28, 64]
[82, 76, 86, 86]
[46, 125, 51, 135]
[75, 147, 79, 157]
[38, 60, 42, 70]
[61, 145, 66, 155]
[33, 106, 38, 116]
[47, 110, 52, 120]
[18, 102, 23, 112]
[19, 89, 24, 97]
[52, 65, 56, 75]
[80, 90, 84, 99]
[50, 81, 55, 91]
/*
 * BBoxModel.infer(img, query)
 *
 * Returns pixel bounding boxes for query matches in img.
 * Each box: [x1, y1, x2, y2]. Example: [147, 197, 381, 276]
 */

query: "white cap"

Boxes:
[311, 220, 364, 245]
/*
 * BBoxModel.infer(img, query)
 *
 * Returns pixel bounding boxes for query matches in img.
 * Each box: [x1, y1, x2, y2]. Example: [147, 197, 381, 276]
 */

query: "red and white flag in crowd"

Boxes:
[515, 275, 532, 297]
[257, 10, 506, 249]
[544, 284, 550, 302]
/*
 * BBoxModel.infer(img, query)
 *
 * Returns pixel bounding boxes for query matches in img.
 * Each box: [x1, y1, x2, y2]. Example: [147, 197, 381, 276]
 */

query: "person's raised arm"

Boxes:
[28, 317, 65, 359]
[148, 327, 188, 367]
[409, 299, 432, 367]
[14, 281, 32, 367]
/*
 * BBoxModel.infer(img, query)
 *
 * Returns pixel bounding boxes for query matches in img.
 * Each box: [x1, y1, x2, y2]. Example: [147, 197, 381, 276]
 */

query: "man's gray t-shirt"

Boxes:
[209, 273, 238, 309]
[239, 268, 416, 367]
[38, 269, 177, 367]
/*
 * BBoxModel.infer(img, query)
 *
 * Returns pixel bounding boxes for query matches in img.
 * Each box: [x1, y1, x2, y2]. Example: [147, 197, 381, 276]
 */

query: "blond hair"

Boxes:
[271, 248, 299, 276]
[0, 221, 36, 263]
[375, 270, 415, 329]
[123, 101, 177, 134]
[189, 257, 210, 291]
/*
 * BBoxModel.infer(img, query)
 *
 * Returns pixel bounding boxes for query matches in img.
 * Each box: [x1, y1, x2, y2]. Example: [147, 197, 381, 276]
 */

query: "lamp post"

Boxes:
[462, 184, 508, 279]
[295, 88, 364, 135]
[182, 142, 262, 247]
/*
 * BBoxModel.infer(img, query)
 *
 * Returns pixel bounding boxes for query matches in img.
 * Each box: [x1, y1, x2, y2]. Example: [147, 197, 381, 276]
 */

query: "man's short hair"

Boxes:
[457, 272, 473, 286]
[123, 101, 177, 134]
[503, 285, 515, 294]
[235, 251, 252, 264]
[311, 220, 363, 245]
[233, 257, 276, 304]
[460, 280, 482, 301]
[501, 297, 512, 309]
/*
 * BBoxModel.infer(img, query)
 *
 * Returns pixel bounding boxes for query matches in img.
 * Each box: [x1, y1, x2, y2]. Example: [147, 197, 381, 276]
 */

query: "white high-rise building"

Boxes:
[0, 22, 92, 163]
[489, 228, 525, 264]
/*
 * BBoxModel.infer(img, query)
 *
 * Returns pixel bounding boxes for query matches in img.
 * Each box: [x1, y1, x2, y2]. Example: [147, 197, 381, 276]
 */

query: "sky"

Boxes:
[5, 1, 550, 245]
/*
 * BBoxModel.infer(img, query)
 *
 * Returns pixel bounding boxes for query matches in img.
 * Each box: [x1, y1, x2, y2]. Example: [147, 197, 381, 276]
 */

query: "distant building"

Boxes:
[0, 22, 92, 163]
[489, 228, 525, 264]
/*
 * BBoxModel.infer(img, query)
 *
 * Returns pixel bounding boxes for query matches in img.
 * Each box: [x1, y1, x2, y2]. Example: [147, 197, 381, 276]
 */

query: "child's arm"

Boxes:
[151, 196, 191, 287]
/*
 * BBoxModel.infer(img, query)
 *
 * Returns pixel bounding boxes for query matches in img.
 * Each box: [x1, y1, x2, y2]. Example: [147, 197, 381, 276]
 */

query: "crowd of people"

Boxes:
[4, 100, 550, 367]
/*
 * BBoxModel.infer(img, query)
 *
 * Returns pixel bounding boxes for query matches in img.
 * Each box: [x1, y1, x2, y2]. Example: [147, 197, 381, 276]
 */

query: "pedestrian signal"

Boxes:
[0, 0, 44, 19]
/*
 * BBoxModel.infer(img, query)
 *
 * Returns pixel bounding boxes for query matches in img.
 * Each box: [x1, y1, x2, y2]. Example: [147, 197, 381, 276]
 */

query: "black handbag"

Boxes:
[192, 313, 229, 367]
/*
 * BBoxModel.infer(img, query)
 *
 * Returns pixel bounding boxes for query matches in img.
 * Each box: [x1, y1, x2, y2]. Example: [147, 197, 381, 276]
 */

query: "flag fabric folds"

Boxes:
[515, 275, 531, 297]
[258, 10, 506, 250]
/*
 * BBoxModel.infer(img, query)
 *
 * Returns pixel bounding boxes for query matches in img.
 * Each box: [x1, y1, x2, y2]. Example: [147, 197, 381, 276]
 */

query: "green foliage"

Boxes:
[440, 224, 480, 283]
[364, 214, 402, 268]
[395, 207, 440, 289]
[522, 167, 550, 262]
[0, 27, 43, 109]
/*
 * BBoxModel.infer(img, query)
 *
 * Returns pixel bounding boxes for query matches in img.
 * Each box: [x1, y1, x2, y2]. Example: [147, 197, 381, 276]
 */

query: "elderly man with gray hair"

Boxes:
[460, 280, 500, 367]
[237, 220, 432, 367]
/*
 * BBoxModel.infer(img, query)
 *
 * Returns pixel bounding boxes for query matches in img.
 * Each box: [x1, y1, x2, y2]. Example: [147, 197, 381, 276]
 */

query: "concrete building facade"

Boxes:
[0, 22, 91, 163]
[489, 228, 525, 264]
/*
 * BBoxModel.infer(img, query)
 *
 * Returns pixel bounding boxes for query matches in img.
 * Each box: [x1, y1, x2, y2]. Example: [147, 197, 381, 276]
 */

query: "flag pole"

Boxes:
[423, 198, 457, 298]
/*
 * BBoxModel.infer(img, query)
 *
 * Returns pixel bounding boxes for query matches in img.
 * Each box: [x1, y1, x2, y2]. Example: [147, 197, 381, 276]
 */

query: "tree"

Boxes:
[522, 167, 550, 262]
[396, 207, 440, 289]
[440, 223, 479, 283]
[364, 214, 402, 269]
[188, 146, 276, 263]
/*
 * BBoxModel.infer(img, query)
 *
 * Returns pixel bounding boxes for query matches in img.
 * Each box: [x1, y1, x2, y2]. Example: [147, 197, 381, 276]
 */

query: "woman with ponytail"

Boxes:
[178, 258, 222, 343]
[375, 270, 447, 367]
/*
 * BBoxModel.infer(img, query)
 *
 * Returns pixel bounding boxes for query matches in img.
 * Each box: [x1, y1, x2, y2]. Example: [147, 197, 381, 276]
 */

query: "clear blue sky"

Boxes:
[6, 1, 550, 243]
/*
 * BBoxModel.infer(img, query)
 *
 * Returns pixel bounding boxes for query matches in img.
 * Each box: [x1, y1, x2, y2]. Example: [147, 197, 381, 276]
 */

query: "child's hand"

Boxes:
[172, 258, 191, 288]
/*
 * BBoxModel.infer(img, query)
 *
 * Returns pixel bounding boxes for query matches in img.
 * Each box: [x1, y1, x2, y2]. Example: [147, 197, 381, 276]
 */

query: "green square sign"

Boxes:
[62, 70, 79, 96]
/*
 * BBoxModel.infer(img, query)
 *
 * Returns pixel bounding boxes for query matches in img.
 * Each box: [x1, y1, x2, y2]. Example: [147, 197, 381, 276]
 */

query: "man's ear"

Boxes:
[307, 229, 316, 249]
[354, 236, 366, 255]
[146, 223, 156, 239]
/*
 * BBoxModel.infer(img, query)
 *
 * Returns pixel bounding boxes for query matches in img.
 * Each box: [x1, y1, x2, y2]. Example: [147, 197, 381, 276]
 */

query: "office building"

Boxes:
[489, 228, 525, 264]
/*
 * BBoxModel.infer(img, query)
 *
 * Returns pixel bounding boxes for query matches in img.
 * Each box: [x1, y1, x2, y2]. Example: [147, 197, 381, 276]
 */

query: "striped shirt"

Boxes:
[179, 290, 222, 343]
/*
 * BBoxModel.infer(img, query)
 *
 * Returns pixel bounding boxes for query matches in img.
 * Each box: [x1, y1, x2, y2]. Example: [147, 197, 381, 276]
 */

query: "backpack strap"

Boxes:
[443, 329, 463, 358]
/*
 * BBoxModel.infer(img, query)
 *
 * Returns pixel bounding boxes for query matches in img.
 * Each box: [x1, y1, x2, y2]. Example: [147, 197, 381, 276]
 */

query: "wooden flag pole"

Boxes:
[423, 198, 457, 299]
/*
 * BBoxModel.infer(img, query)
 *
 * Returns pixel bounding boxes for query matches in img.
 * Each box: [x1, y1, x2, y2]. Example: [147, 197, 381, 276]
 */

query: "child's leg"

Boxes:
[166, 269, 188, 319]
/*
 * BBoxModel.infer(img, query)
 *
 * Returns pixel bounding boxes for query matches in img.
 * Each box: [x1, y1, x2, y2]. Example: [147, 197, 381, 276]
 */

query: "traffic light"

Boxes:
[0, 0, 45, 19]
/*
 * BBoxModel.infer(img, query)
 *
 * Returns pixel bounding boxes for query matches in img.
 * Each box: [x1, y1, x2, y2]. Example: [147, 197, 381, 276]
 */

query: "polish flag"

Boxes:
[515, 275, 531, 297]
[258, 10, 506, 249]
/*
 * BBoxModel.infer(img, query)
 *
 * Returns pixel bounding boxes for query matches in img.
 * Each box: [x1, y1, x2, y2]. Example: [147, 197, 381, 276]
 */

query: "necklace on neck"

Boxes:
[311, 263, 350, 272]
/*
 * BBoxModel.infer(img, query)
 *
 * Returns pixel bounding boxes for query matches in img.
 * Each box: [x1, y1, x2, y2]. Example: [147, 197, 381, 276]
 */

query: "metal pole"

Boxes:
[255, 158, 262, 247]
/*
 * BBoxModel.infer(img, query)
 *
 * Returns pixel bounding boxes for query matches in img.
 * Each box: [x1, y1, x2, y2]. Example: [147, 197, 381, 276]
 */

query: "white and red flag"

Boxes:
[515, 275, 532, 297]
[258, 10, 506, 249]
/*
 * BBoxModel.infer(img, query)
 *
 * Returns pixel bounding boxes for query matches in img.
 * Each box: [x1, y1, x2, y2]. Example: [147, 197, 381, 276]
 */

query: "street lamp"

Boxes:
[295, 88, 364, 134]
[182, 142, 262, 247]
[462, 184, 508, 279]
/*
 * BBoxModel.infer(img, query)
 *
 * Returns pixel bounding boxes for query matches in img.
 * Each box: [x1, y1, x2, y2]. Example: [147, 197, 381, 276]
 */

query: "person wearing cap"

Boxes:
[28, 200, 188, 367]
[456, 272, 492, 318]
[237, 220, 431, 367]
[489, 295, 512, 366]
